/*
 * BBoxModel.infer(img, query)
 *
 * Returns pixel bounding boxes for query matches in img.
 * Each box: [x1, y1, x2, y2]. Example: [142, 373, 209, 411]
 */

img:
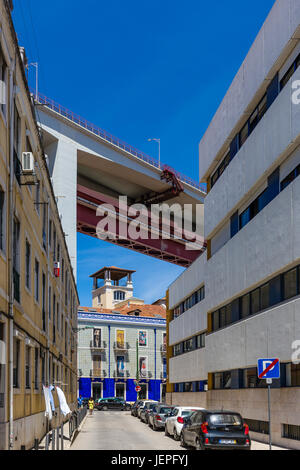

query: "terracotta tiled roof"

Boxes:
[78, 304, 166, 319]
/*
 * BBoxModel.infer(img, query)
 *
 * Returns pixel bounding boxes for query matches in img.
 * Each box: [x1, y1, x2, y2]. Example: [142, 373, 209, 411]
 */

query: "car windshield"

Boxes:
[209, 414, 242, 426]
[159, 407, 172, 414]
[182, 411, 195, 417]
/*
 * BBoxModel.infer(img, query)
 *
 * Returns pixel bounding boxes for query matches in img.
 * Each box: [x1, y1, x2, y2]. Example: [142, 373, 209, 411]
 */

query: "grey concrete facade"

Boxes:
[167, 0, 300, 450]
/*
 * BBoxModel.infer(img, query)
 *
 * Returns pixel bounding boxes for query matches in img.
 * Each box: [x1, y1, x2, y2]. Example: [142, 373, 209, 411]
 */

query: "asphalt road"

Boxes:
[71, 410, 183, 450]
[71, 410, 287, 451]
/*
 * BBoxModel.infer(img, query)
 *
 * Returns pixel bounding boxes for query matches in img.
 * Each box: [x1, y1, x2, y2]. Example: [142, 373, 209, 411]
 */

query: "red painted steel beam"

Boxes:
[77, 185, 205, 267]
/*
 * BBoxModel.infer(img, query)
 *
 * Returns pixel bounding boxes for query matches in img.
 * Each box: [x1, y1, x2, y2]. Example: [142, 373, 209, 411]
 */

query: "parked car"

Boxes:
[131, 400, 144, 417]
[165, 407, 205, 441]
[140, 402, 159, 423]
[95, 398, 130, 411]
[148, 404, 175, 431]
[181, 410, 251, 450]
[137, 400, 156, 419]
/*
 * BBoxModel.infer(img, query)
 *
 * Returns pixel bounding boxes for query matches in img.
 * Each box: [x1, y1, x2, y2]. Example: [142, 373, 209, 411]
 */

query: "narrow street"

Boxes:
[70, 411, 287, 451]
[71, 411, 183, 450]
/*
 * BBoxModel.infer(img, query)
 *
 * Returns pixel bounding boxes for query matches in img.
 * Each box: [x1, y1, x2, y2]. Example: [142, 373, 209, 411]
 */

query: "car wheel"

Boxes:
[180, 433, 186, 448]
[103, 406, 108, 411]
[173, 429, 180, 441]
[148, 420, 152, 428]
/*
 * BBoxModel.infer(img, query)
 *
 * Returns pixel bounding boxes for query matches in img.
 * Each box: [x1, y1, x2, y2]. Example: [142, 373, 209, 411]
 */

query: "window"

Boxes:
[34, 348, 39, 390]
[35, 181, 40, 215]
[53, 227, 56, 262]
[213, 373, 223, 390]
[183, 338, 194, 353]
[241, 294, 250, 319]
[114, 291, 125, 301]
[48, 286, 51, 320]
[25, 240, 31, 290]
[284, 268, 297, 300]
[250, 289, 260, 314]
[0, 46, 7, 117]
[34, 259, 39, 303]
[173, 344, 182, 356]
[281, 164, 300, 191]
[93, 329, 101, 348]
[230, 212, 239, 238]
[212, 310, 220, 331]
[42, 202, 47, 249]
[25, 346, 31, 389]
[0, 189, 4, 252]
[42, 273, 46, 331]
[260, 283, 270, 310]
[246, 419, 269, 435]
[219, 307, 226, 328]
[53, 294, 56, 343]
[282, 424, 300, 441]
[197, 333, 205, 349]
[239, 122, 248, 147]
[13, 218, 20, 302]
[13, 339, 20, 388]
[138, 331, 147, 347]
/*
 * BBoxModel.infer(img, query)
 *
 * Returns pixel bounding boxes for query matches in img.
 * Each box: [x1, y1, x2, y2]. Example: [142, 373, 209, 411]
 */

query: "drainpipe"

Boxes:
[108, 325, 111, 395]
[154, 328, 157, 399]
[8, 60, 16, 450]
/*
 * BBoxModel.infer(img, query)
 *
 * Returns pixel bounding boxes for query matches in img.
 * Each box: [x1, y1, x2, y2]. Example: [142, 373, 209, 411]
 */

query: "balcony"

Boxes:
[90, 369, 107, 378]
[138, 371, 153, 380]
[113, 341, 130, 351]
[113, 370, 130, 379]
[90, 340, 107, 352]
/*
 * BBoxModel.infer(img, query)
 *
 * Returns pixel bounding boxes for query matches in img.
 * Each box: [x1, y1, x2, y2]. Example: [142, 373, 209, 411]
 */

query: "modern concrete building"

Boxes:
[166, 0, 300, 449]
[78, 267, 167, 402]
[0, 0, 78, 450]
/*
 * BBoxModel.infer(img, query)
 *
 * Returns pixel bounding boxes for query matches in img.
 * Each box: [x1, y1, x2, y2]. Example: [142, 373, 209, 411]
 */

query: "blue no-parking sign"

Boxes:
[257, 358, 280, 379]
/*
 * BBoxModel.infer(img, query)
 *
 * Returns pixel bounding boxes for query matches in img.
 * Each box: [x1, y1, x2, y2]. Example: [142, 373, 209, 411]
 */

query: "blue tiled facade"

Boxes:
[77, 311, 166, 402]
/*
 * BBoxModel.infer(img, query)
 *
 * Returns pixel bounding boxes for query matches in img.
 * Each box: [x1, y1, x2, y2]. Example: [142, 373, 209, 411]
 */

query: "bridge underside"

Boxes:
[77, 185, 205, 268]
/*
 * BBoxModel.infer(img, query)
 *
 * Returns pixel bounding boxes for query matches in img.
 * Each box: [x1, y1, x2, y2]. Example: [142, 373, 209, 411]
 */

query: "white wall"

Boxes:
[205, 175, 300, 313]
[199, 0, 300, 182]
[205, 67, 300, 238]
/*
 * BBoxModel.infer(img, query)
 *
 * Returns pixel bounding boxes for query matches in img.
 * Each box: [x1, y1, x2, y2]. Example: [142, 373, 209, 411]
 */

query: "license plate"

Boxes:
[219, 439, 236, 445]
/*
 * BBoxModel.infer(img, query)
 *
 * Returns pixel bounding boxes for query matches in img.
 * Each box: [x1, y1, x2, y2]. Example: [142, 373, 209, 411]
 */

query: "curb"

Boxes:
[68, 412, 89, 449]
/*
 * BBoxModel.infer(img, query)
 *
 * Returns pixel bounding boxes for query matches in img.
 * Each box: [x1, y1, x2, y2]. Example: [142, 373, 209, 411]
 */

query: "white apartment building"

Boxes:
[166, 0, 300, 449]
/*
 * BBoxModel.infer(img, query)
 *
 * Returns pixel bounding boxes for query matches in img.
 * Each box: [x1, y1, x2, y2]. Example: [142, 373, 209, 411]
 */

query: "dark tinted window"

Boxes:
[284, 268, 297, 300]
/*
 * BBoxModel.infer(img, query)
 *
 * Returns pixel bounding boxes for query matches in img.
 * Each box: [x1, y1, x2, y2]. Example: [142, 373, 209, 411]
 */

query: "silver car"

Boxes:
[137, 400, 156, 419]
[165, 406, 205, 440]
[140, 402, 158, 423]
[148, 404, 175, 431]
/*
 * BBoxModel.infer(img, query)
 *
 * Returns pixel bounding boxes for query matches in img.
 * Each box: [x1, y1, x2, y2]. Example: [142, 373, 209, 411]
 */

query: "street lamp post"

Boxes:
[148, 138, 161, 169]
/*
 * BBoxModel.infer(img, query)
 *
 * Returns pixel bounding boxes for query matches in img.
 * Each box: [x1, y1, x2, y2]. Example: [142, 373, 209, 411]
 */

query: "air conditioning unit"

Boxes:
[22, 152, 34, 173]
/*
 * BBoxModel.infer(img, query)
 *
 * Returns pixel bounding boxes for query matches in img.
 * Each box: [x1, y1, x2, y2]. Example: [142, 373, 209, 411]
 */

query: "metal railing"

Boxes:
[113, 341, 130, 351]
[90, 339, 107, 350]
[90, 369, 107, 378]
[69, 406, 87, 441]
[113, 370, 130, 378]
[34, 91, 206, 194]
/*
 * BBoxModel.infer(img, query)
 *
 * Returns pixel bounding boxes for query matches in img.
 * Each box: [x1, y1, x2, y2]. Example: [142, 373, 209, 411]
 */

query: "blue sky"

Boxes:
[12, 0, 275, 306]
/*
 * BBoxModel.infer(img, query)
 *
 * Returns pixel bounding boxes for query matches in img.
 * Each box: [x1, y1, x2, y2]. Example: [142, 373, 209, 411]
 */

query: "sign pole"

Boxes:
[267, 380, 272, 451]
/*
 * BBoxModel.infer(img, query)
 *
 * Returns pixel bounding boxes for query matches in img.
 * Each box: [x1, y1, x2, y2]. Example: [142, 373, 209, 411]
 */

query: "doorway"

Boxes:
[139, 383, 147, 400]
[115, 383, 125, 399]
[92, 382, 102, 400]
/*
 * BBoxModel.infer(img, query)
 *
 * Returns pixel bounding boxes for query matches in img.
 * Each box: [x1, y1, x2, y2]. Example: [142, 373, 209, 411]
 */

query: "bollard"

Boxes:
[52, 429, 55, 450]
[56, 427, 60, 450]
[34, 438, 39, 450]
[61, 423, 64, 450]
[45, 433, 49, 451]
